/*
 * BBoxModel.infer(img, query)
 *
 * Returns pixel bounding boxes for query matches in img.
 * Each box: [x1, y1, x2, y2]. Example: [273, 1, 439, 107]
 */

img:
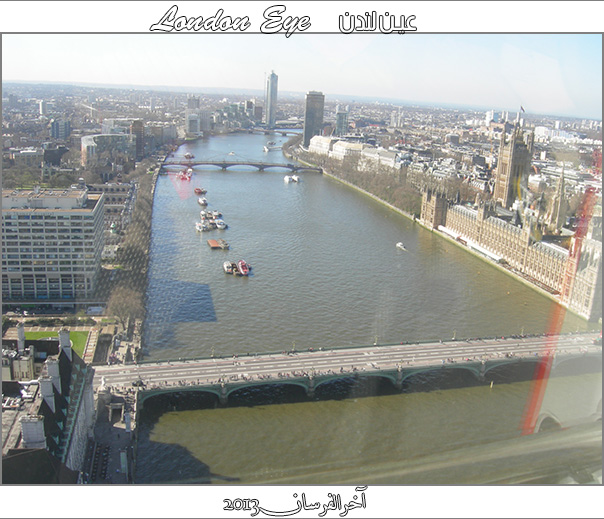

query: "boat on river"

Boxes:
[215, 219, 228, 230]
[396, 242, 406, 250]
[194, 187, 207, 195]
[184, 152, 194, 159]
[236, 260, 250, 276]
[198, 197, 208, 206]
[284, 174, 300, 183]
[223, 261, 237, 274]
[195, 222, 210, 232]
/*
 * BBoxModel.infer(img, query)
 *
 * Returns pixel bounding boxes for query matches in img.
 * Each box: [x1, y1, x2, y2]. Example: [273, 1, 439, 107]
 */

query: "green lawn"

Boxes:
[25, 331, 89, 359]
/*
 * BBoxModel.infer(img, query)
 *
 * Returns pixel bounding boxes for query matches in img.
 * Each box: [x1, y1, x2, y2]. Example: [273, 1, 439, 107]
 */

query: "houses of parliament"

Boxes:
[420, 125, 602, 322]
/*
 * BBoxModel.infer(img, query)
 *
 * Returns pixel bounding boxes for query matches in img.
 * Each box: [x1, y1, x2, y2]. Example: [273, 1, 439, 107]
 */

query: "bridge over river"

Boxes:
[94, 332, 601, 407]
[161, 159, 321, 174]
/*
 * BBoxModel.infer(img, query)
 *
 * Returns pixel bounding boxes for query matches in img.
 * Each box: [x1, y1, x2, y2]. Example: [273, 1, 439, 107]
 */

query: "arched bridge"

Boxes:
[162, 160, 321, 174]
[94, 332, 602, 408]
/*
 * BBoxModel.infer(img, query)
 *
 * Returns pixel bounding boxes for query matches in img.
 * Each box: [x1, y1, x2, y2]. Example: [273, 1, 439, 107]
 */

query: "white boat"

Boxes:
[211, 210, 222, 218]
[396, 242, 406, 250]
[263, 146, 269, 152]
[284, 175, 293, 182]
[291, 174, 300, 182]
[215, 219, 228, 230]
[223, 261, 236, 274]
[196, 222, 210, 232]
[198, 197, 208, 206]
[228, 151, 235, 155]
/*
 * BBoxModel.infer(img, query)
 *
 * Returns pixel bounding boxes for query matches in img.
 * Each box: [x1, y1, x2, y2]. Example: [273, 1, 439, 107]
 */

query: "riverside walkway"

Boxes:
[93, 332, 601, 405]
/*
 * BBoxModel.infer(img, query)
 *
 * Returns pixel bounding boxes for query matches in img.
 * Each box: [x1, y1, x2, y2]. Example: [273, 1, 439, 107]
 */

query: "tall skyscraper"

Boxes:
[303, 91, 325, 147]
[130, 119, 144, 161]
[265, 71, 278, 129]
[187, 95, 200, 109]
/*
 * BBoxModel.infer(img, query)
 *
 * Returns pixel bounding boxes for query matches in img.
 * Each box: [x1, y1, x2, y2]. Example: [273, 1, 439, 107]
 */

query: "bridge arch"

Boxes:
[225, 379, 310, 399]
[137, 387, 221, 411]
[400, 365, 482, 384]
[535, 413, 563, 433]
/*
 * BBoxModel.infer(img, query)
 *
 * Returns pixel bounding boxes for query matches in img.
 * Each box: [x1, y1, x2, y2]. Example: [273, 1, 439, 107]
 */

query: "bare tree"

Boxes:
[107, 285, 144, 329]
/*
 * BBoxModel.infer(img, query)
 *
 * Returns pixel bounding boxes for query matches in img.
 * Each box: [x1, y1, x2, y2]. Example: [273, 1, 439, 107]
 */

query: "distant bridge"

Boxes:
[94, 332, 601, 411]
[231, 128, 303, 136]
[162, 159, 321, 174]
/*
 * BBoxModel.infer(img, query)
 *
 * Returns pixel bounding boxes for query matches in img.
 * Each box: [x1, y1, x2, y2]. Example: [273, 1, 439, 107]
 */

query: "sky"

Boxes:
[2, 32, 602, 119]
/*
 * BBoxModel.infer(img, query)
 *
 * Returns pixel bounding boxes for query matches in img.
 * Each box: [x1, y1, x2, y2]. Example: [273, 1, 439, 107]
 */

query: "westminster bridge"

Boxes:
[94, 332, 602, 414]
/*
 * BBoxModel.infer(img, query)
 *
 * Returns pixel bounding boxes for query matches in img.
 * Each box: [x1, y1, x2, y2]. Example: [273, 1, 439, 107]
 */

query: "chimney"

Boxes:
[17, 321, 25, 354]
[20, 415, 47, 449]
[59, 327, 72, 361]
[46, 358, 61, 394]
[39, 376, 56, 413]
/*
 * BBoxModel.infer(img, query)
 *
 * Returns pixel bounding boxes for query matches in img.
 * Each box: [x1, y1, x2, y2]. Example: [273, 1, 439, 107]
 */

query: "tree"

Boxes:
[106, 285, 144, 329]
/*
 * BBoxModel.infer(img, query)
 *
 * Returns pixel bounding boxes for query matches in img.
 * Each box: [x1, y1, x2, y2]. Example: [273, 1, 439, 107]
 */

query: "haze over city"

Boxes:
[1, 2, 603, 513]
[2, 33, 601, 119]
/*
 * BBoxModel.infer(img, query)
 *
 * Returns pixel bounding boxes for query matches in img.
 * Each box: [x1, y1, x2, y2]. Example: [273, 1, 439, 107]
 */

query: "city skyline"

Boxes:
[2, 33, 602, 120]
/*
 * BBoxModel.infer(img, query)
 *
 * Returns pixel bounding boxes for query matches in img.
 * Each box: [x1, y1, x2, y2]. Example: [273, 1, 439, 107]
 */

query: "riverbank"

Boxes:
[288, 149, 598, 325]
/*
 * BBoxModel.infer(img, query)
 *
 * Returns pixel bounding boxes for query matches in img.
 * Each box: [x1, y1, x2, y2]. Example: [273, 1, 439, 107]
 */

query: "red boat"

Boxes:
[194, 187, 206, 195]
[179, 168, 192, 181]
[236, 260, 250, 276]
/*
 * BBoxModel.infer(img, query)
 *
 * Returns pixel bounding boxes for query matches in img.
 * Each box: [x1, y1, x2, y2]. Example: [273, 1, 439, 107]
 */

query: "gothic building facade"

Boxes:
[420, 189, 602, 321]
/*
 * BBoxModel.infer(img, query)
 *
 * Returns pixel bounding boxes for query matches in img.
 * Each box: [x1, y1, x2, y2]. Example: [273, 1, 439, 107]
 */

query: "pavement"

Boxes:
[83, 388, 137, 484]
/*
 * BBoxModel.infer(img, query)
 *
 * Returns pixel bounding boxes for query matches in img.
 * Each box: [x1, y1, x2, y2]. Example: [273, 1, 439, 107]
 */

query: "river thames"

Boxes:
[135, 132, 600, 484]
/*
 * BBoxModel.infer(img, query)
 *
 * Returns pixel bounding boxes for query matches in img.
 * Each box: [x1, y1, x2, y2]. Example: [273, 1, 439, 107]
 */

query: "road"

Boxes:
[93, 332, 601, 391]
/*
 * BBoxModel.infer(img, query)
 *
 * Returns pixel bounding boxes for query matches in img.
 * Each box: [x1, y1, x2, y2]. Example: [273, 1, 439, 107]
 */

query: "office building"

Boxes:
[130, 119, 144, 160]
[80, 133, 136, 167]
[265, 71, 278, 129]
[2, 187, 105, 305]
[50, 119, 71, 141]
[335, 106, 349, 137]
[303, 91, 325, 147]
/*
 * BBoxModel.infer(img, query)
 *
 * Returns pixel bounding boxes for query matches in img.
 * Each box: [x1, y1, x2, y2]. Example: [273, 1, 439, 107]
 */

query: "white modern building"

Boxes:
[2, 187, 105, 304]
